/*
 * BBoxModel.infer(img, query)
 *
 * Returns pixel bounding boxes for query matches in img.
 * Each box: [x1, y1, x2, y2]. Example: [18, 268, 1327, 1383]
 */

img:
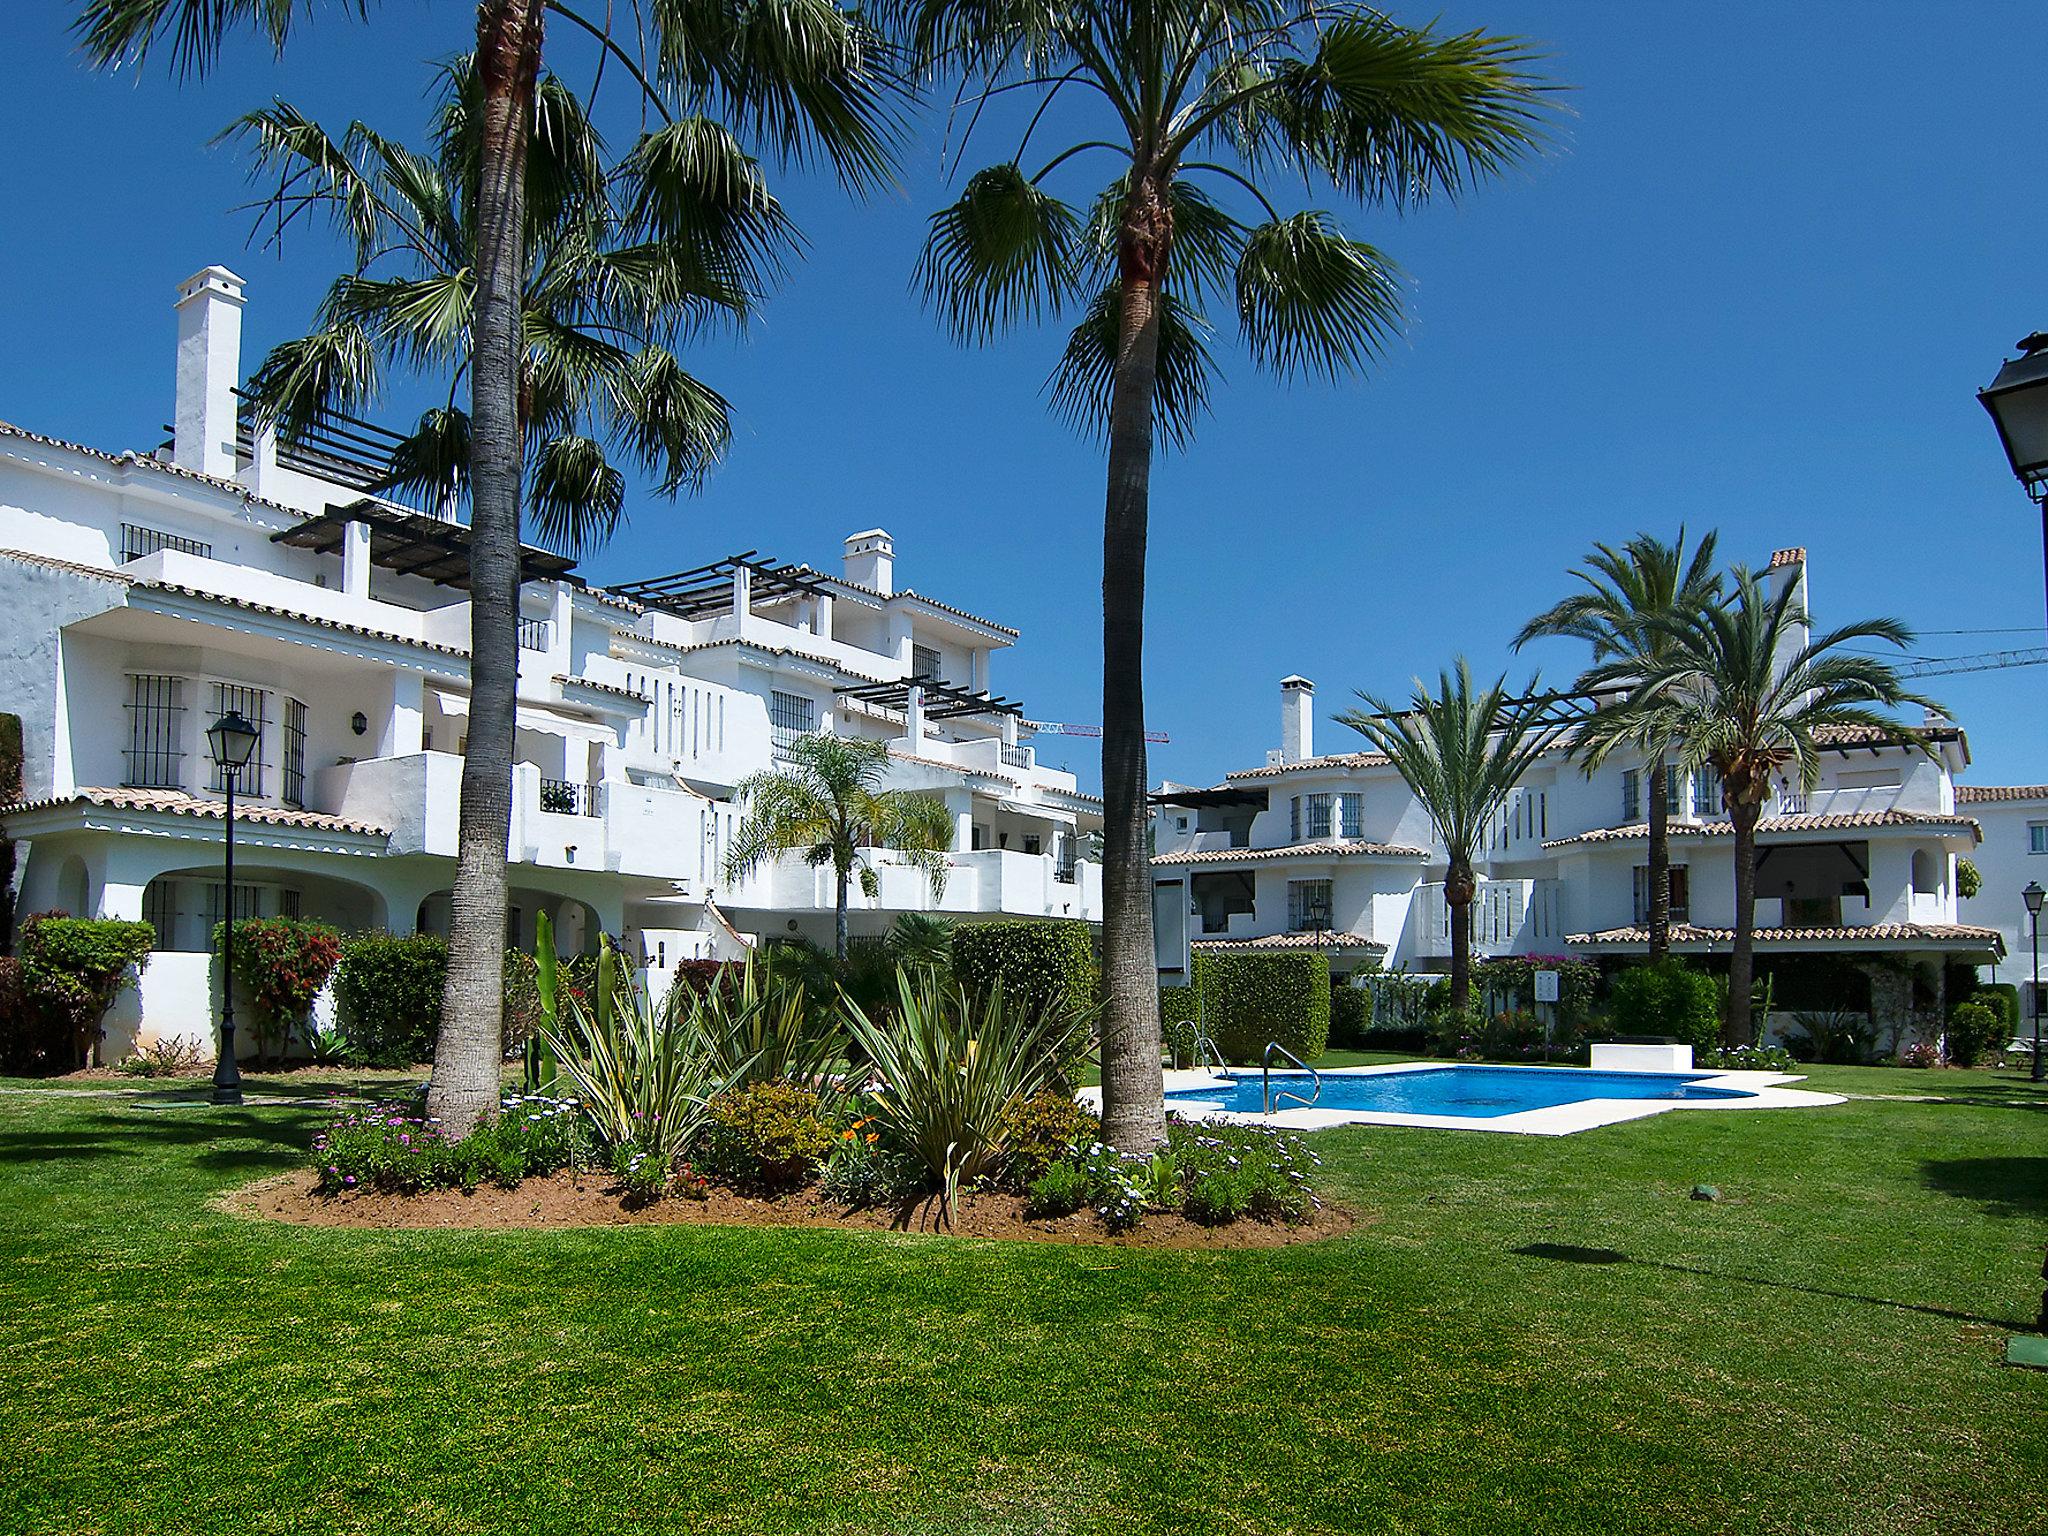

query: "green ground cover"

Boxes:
[1, 1068, 2044, 1535]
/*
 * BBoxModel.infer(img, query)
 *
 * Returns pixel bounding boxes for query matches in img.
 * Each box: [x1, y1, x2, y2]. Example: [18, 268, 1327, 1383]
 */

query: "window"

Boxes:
[1632, 864, 1690, 925]
[1338, 793, 1363, 839]
[277, 888, 302, 920]
[516, 616, 551, 651]
[119, 523, 211, 563]
[1023, 834, 1042, 856]
[1693, 767, 1721, 817]
[1302, 793, 1333, 840]
[1621, 769, 1641, 822]
[912, 645, 943, 682]
[1287, 879, 1333, 932]
[142, 879, 178, 950]
[768, 690, 816, 758]
[203, 882, 262, 936]
[123, 674, 185, 789]
[1289, 796, 1301, 842]
[1664, 764, 1682, 807]
[1174, 815, 1189, 832]
[282, 698, 307, 808]
[2031, 822, 2048, 855]
[207, 683, 268, 795]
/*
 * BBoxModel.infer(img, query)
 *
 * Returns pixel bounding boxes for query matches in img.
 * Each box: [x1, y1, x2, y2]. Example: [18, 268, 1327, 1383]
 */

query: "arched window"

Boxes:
[1910, 849, 1936, 895]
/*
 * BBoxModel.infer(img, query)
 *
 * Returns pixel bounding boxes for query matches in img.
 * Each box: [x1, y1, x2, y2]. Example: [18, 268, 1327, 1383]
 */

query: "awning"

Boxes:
[272, 499, 579, 590]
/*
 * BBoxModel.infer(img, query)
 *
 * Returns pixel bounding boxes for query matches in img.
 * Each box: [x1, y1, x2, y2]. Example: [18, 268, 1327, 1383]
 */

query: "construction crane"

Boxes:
[1889, 646, 2048, 680]
[1025, 720, 1171, 743]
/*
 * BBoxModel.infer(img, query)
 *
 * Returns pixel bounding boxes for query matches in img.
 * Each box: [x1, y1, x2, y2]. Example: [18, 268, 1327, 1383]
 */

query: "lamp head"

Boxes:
[2024, 880, 2045, 918]
[206, 710, 261, 772]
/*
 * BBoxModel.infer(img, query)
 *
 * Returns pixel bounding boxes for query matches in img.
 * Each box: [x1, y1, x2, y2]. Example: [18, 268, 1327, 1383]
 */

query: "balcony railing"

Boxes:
[517, 616, 552, 652]
[1001, 743, 1031, 769]
[1053, 859, 1077, 885]
[539, 777, 599, 817]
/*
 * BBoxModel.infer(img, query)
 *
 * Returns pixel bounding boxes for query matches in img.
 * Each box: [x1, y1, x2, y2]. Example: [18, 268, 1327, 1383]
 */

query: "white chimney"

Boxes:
[1280, 675, 1315, 764]
[1765, 546, 1810, 681]
[844, 528, 894, 595]
[173, 265, 246, 479]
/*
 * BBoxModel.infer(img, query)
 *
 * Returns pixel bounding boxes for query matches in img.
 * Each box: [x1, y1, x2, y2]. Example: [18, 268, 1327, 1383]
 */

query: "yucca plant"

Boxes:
[843, 971, 1091, 1219]
[535, 914, 743, 1165]
[679, 949, 845, 1092]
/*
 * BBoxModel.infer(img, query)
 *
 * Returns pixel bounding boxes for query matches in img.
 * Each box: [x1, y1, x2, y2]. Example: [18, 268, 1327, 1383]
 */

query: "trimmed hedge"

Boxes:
[1945, 1000, 2004, 1069]
[1159, 982, 1199, 1068]
[1329, 986, 1370, 1049]
[334, 932, 447, 1067]
[1978, 982, 2020, 1036]
[1605, 960, 1720, 1052]
[951, 919, 1098, 1022]
[1193, 952, 1330, 1064]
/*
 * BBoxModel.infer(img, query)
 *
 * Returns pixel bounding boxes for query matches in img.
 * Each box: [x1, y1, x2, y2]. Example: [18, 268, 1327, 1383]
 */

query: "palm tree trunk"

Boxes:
[1647, 750, 1671, 963]
[1726, 799, 1760, 1046]
[428, 0, 545, 1141]
[1446, 859, 1475, 1012]
[834, 864, 850, 964]
[1097, 170, 1171, 1153]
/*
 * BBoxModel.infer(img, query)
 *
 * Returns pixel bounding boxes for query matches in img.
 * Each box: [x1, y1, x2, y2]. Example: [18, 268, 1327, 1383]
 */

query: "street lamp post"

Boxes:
[2025, 881, 2045, 1085]
[206, 710, 261, 1106]
[1975, 334, 2048, 630]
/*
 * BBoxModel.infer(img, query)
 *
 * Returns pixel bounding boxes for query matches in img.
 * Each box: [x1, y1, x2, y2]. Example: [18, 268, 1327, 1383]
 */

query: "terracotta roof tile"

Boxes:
[1955, 784, 2048, 804]
[0, 547, 128, 583]
[1543, 809, 1980, 849]
[0, 421, 304, 518]
[1224, 751, 1392, 783]
[1153, 837, 1428, 867]
[1568, 921, 2003, 950]
[140, 579, 469, 659]
[1190, 932, 1386, 954]
[4, 787, 389, 839]
[554, 674, 649, 703]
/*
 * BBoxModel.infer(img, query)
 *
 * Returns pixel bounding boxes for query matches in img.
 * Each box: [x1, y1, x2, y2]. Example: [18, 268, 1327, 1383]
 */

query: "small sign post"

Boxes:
[1534, 969, 1561, 1061]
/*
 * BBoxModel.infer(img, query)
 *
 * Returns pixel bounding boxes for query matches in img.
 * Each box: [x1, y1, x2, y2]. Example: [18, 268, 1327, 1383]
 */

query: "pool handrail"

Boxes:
[1191, 1033, 1229, 1078]
[1262, 1041, 1321, 1114]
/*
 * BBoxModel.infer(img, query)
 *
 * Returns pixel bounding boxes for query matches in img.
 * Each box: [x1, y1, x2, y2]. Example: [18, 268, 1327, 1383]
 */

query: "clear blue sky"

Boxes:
[2, 3, 2044, 793]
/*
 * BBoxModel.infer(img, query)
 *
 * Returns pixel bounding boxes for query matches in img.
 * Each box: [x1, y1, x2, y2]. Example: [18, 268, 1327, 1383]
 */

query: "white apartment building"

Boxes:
[0, 266, 1101, 1058]
[1955, 785, 2048, 1019]
[1153, 548, 2011, 1036]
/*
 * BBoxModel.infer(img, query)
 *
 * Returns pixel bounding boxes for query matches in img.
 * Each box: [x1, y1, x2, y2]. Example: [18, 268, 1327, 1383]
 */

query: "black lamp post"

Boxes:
[2025, 880, 2045, 1085]
[1976, 334, 2048, 630]
[206, 709, 261, 1106]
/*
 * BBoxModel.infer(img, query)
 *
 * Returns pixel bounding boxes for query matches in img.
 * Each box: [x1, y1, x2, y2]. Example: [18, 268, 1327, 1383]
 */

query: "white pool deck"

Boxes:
[1081, 1062, 1846, 1137]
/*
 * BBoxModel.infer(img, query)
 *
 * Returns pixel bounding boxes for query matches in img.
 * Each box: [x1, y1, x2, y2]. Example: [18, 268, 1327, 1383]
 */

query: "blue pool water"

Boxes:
[1166, 1065, 1754, 1120]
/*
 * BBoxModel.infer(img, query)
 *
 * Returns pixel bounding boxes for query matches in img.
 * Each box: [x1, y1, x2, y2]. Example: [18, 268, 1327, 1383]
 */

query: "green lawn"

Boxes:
[2, 1070, 2045, 1535]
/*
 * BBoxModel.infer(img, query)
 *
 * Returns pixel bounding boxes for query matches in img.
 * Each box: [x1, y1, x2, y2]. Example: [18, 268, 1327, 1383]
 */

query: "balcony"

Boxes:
[751, 847, 1102, 922]
[1414, 878, 1564, 958]
[538, 777, 599, 817]
[517, 616, 552, 652]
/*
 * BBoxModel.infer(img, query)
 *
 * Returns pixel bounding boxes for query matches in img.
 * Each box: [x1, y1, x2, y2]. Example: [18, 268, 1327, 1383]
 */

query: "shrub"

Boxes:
[1899, 1040, 1942, 1068]
[702, 1080, 837, 1190]
[214, 917, 343, 1066]
[1698, 1042, 1797, 1073]
[1167, 1119, 1320, 1226]
[1945, 1000, 2003, 1069]
[819, 1125, 921, 1209]
[312, 1092, 584, 1194]
[1023, 1160, 1089, 1218]
[114, 1035, 206, 1078]
[1194, 952, 1331, 1064]
[333, 932, 446, 1066]
[5, 914, 157, 1073]
[684, 950, 844, 1091]
[1785, 1009, 1874, 1065]
[1955, 858, 1981, 900]
[1329, 986, 1370, 1049]
[844, 969, 1090, 1216]
[1605, 960, 1721, 1051]
[1472, 955, 1599, 1031]
[1425, 1007, 1489, 1058]
[993, 1089, 1098, 1189]
[951, 918, 1099, 1080]
[1978, 982, 2019, 1035]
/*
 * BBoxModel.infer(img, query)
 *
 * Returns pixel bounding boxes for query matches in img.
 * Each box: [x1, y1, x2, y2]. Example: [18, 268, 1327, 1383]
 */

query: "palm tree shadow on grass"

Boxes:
[1513, 1242, 2031, 1331]
[1919, 1157, 2048, 1221]
[0, 1105, 315, 1168]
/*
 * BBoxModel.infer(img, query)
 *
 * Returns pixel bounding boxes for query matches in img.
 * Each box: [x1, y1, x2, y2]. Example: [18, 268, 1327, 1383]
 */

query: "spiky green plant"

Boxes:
[843, 971, 1092, 1219]
[678, 949, 845, 1091]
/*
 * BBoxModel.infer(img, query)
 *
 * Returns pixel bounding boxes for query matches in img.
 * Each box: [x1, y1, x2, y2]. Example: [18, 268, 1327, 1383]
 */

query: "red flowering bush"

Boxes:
[215, 917, 343, 1066]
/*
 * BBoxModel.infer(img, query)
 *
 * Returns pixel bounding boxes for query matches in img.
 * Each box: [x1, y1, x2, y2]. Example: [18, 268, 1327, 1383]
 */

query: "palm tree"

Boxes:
[230, 56, 787, 1132]
[80, 1, 895, 1137]
[886, 912, 956, 971]
[896, 0, 1554, 1150]
[1611, 568, 1935, 1046]
[1514, 530, 1722, 962]
[1336, 660, 1567, 1011]
[725, 735, 954, 962]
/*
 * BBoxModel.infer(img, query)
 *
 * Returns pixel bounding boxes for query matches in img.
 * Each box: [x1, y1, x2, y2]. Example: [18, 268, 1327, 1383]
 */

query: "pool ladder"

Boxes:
[1190, 1033, 1229, 1078]
[1263, 1041, 1322, 1115]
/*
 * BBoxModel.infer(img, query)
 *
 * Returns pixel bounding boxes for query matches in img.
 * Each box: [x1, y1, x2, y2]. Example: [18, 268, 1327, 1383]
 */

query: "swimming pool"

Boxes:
[1129, 1061, 1843, 1137]
[1167, 1065, 1753, 1119]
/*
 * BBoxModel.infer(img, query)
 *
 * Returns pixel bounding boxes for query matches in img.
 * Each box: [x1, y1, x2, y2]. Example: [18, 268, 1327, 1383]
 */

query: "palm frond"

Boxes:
[526, 434, 628, 555]
[243, 321, 380, 439]
[916, 162, 1083, 342]
[1235, 212, 1404, 379]
[73, 0, 351, 76]
[1048, 283, 1215, 450]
